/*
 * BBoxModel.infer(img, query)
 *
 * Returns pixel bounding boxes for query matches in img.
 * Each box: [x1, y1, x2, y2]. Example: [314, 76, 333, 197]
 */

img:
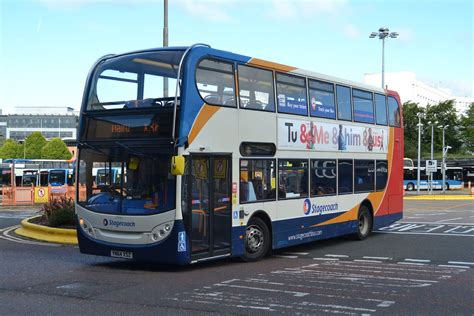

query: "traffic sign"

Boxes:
[426, 160, 437, 173]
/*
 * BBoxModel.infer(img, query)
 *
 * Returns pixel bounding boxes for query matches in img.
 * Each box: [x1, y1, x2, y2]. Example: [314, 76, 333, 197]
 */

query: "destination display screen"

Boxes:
[83, 112, 173, 140]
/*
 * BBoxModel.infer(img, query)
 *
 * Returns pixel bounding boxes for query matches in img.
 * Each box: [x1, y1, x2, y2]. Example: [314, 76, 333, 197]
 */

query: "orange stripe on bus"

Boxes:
[188, 104, 220, 145]
[311, 128, 395, 227]
[248, 58, 297, 72]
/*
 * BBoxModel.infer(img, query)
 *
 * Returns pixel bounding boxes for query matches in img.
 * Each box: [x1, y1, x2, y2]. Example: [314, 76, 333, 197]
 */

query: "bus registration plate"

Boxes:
[110, 250, 133, 259]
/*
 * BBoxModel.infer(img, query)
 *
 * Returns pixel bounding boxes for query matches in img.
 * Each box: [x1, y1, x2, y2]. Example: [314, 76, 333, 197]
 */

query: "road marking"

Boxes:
[425, 225, 445, 232]
[354, 259, 381, 263]
[444, 226, 463, 233]
[275, 255, 298, 259]
[404, 259, 431, 263]
[397, 262, 426, 266]
[282, 252, 309, 256]
[313, 257, 339, 261]
[438, 265, 470, 269]
[435, 217, 463, 223]
[363, 256, 392, 260]
[447, 261, 474, 266]
[0, 225, 60, 246]
[325, 254, 349, 258]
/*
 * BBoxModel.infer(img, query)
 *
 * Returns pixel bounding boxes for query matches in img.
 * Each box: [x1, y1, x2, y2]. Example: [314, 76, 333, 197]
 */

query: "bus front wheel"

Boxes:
[241, 217, 270, 262]
[406, 182, 415, 191]
[355, 205, 373, 240]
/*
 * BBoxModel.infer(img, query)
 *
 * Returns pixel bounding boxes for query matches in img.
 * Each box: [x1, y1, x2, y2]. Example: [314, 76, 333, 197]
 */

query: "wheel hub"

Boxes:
[246, 225, 264, 253]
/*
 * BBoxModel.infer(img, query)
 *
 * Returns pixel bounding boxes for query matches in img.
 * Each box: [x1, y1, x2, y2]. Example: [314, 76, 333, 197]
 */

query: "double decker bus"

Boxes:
[76, 45, 403, 264]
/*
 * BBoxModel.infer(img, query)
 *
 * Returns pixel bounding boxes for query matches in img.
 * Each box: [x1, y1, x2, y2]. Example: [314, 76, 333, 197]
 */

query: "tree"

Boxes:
[24, 132, 47, 159]
[423, 100, 462, 155]
[459, 103, 474, 153]
[0, 139, 23, 159]
[41, 138, 73, 160]
[402, 101, 424, 158]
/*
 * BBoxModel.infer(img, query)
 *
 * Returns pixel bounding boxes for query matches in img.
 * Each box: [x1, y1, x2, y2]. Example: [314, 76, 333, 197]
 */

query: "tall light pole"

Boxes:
[440, 125, 449, 194]
[428, 120, 438, 194]
[369, 27, 399, 89]
[417, 114, 423, 195]
[163, 0, 169, 97]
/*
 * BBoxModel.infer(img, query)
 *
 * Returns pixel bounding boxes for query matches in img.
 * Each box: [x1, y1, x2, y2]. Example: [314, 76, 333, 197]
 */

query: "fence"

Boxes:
[1, 185, 85, 206]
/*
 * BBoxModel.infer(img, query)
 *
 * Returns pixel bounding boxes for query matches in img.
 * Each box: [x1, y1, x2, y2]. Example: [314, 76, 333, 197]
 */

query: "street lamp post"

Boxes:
[369, 27, 399, 89]
[440, 125, 450, 194]
[163, 0, 169, 97]
[428, 121, 438, 195]
[417, 114, 423, 195]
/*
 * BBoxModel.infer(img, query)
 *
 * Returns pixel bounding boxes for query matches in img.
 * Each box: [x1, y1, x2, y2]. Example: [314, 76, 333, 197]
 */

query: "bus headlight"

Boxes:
[150, 221, 174, 243]
[79, 217, 96, 238]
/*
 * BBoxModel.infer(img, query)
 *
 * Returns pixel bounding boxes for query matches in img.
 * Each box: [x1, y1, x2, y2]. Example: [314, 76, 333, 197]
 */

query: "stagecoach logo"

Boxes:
[103, 218, 136, 228]
[303, 199, 340, 216]
[303, 199, 311, 215]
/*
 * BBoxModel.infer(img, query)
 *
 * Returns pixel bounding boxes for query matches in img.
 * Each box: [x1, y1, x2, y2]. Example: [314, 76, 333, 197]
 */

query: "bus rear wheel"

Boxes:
[241, 217, 270, 262]
[407, 182, 415, 191]
[355, 205, 373, 240]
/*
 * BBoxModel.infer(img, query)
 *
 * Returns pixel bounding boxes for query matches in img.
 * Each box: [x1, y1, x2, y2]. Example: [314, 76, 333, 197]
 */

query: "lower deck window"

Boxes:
[310, 159, 336, 196]
[278, 159, 308, 199]
[240, 159, 276, 203]
[338, 159, 353, 194]
[354, 160, 375, 192]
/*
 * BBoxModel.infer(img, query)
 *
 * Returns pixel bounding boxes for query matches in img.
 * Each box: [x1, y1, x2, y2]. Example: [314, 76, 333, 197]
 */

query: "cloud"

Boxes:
[396, 27, 415, 43]
[343, 24, 359, 39]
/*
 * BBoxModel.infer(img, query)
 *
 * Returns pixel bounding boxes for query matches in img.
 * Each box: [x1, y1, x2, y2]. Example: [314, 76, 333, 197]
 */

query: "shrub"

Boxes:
[40, 197, 76, 228]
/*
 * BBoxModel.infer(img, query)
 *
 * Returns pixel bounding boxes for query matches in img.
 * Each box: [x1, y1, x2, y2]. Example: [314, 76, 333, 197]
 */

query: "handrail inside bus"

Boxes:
[172, 43, 211, 142]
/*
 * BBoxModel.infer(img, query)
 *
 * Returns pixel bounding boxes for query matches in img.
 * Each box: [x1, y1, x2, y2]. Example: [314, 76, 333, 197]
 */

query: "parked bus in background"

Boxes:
[76, 45, 403, 264]
[49, 168, 75, 186]
[404, 166, 463, 191]
[96, 167, 122, 187]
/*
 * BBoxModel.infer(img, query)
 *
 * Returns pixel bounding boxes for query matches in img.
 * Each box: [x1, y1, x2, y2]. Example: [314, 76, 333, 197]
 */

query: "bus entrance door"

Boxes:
[188, 155, 232, 260]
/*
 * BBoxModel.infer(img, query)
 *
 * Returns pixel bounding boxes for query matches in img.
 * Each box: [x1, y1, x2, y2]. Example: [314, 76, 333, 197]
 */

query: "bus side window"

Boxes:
[388, 96, 401, 127]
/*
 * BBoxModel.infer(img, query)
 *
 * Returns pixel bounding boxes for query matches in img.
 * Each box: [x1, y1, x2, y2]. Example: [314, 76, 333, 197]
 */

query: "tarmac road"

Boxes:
[0, 199, 472, 315]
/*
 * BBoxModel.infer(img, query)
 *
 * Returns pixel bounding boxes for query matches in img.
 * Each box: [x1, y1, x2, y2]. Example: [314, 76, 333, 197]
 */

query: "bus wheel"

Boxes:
[444, 183, 450, 190]
[355, 205, 373, 240]
[241, 217, 270, 262]
[407, 183, 415, 191]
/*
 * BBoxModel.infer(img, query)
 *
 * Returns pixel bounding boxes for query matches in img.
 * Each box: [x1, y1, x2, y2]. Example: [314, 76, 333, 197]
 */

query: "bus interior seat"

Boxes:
[240, 181, 257, 202]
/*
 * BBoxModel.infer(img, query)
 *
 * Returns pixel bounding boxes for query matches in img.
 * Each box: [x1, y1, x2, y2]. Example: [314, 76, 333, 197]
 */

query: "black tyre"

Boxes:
[354, 205, 373, 240]
[406, 182, 415, 191]
[241, 217, 270, 262]
[445, 183, 450, 190]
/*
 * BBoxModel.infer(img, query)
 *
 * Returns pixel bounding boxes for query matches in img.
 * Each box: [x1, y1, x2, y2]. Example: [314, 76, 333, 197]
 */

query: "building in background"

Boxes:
[364, 72, 473, 115]
[0, 106, 78, 142]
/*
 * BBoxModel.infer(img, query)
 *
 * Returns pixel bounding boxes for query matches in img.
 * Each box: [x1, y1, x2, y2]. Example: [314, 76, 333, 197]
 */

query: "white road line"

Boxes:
[444, 226, 463, 233]
[324, 254, 349, 258]
[438, 264, 470, 269]
[425, 225, 445, 232]
[282, 252, 309, 256]
[375, 231, 474, 237]
[313, 257, 339, 261]
[353, 259, 381, 263]
[363, 256, 392, 260]
[448, 261, 474, 266]
[435, 217, 464, 223]
[398, 224, 425, 231]
[397, 262, 426, 266]
[274, 255, 298, 259]
[388, 221, 474, 226]
[404, 259, 431, 263]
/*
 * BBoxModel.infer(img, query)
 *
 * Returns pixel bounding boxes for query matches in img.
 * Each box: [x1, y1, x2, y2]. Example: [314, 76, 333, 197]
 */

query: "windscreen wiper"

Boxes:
[115, 141, 150, 157]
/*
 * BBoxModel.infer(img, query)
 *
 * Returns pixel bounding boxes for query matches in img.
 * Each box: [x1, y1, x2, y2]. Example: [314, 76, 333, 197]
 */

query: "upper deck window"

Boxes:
[353, 89, 374, 124]
[276, 73, 307, 116]
[238, 65, 275, 112]
[388, 96, 401, 127]
[375, 93, 388, 125]
[196, 58, 236, 107]
[336, 85, 352, 121]
[87, 50, 183, 111]
[308, 80, 336, 119]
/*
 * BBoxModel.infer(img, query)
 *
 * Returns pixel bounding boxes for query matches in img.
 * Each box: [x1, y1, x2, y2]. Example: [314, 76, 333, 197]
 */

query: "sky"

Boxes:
[0, 0, 473, 114]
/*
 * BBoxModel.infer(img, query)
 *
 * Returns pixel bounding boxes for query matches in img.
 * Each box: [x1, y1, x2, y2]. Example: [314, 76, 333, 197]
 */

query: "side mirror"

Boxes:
[171, 156, 185, 176]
